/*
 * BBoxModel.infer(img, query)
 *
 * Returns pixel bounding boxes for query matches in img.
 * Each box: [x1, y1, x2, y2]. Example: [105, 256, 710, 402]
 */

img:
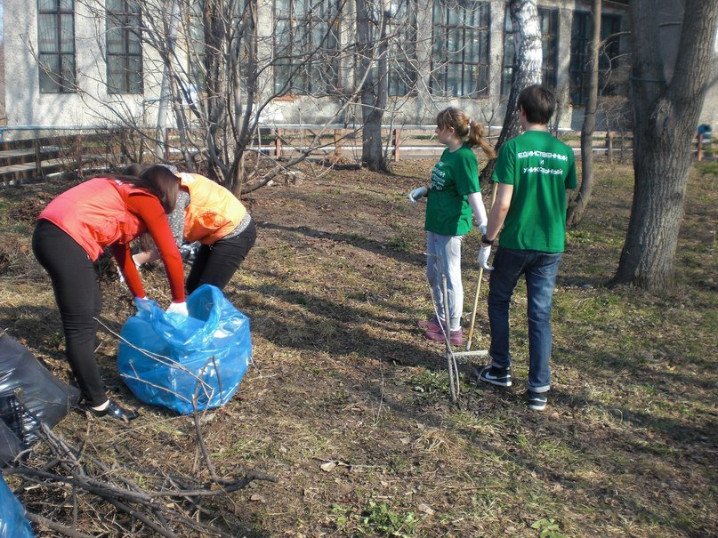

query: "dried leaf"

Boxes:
[320, 461, 337, 472]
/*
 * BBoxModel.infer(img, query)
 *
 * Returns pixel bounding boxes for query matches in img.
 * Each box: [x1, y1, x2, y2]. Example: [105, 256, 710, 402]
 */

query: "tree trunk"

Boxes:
[567, 0, 601, 227]
[480, 0, 542, 183]
[356, 0, 388, 172]
[203, 0, 229, 182]
[232, 0, 258, 195]
[155, 0, 179, 161]
[612, 0, 718, 289]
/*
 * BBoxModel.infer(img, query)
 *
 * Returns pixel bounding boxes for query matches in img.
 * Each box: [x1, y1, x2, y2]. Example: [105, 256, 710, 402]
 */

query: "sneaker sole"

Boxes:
[528, 402, 547, 411]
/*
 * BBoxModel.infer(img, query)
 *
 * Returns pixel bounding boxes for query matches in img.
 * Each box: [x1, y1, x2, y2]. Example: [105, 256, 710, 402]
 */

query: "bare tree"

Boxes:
[480, 0, 542, 183]
[613, 0, 718, 289]
[52, 0, 367, 194]
[355, 0, 389, 171]
[567, 0, 601, 227]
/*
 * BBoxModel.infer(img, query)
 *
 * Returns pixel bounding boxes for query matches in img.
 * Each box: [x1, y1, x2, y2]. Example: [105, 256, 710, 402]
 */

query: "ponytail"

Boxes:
[437, 107, 496, 159]
[467, 121, 496, 159]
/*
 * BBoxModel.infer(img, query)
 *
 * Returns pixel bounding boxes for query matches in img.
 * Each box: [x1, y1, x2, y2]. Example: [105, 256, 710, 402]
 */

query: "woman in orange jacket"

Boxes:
[32, 167, 186, 422]
[133, 165, 256, 294]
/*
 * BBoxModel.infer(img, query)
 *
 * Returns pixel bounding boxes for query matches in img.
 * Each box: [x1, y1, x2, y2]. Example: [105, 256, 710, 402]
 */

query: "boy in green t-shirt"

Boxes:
[477, 85, 577, 411]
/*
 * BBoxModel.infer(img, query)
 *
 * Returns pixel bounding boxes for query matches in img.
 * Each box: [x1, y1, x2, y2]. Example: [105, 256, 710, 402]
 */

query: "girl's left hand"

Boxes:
[407, 187, 428, 204]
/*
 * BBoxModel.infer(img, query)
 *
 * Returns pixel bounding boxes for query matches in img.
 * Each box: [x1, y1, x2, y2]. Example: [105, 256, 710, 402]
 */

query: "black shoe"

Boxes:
[527, 391, 548, 411]
[477, 365, 512, 387]
[89, 400, 139, 422]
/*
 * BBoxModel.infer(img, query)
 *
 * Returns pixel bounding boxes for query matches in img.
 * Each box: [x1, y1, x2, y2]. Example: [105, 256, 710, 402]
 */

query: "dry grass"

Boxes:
[0, 158, 716, 537]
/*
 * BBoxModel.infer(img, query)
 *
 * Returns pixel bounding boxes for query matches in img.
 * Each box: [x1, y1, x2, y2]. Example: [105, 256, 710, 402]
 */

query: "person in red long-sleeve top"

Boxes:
[32, 167, 186, 422]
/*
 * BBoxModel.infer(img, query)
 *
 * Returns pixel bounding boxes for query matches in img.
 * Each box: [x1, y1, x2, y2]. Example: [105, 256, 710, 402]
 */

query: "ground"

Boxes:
[0, 158, 716, 537]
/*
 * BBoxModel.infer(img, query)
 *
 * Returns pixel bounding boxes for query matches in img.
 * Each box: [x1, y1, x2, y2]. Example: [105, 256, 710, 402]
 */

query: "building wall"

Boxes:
[3, 0, 714, 135]
[3, 0, 166, 133]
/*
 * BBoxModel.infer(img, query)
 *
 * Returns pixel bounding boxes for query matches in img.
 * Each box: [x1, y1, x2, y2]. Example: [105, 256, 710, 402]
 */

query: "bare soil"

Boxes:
[0, 159, 716, 537]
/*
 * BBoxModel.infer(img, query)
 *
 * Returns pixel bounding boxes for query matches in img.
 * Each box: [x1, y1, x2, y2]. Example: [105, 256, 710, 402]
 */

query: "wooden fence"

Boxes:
[1, 125, 713, 185]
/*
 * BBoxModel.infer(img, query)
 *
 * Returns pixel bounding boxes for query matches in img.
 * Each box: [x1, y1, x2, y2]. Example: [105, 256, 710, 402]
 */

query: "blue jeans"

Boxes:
[487, 247, 562, 393]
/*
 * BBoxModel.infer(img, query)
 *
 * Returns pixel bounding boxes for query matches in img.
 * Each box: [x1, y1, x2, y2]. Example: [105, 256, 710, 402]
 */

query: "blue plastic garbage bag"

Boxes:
[0, 475, 33, 537]
[117, 285, 252, 415]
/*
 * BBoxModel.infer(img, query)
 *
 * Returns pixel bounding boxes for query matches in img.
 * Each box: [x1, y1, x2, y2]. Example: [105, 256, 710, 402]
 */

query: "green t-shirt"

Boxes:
[492, 130, 577, 252]
[425, 145, 480, 236]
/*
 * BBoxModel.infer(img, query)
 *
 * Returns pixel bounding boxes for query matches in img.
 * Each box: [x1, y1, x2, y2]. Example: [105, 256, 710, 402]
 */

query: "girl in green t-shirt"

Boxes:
[407, 107, 495, 346]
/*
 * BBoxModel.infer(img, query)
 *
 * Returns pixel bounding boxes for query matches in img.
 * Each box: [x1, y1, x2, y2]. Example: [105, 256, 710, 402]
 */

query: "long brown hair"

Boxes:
[436, 107, 496, 159]
[136, 165, 180, 214]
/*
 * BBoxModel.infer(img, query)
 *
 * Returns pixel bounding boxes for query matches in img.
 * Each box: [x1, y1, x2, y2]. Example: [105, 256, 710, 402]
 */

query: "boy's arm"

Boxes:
[485, 183, 513, 242]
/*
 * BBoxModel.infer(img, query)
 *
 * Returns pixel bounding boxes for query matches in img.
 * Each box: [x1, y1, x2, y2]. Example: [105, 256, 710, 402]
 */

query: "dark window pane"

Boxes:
[38, 0, 57, 12]
[273, 0, 340, 95]
[38, 2, 75, 93]
[431, 0, 490, 97]
[59, 14, 75, 52]
[38, 15, 60, 53]
[39, 54, 60, 92]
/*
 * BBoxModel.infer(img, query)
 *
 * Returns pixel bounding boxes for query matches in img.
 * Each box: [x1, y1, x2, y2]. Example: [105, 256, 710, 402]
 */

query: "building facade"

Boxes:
[1, 0, 715, 137]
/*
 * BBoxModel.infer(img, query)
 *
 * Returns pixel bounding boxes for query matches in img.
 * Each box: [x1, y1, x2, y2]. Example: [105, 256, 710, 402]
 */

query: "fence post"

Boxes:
[392, 129, 400, 162]
[275, 128, 282, 158]
[696, 133, 703, 161]
[333, 129, 342, 158]
[163, 128, 170, 162]
[34, 131, 43, 179]
[605, 131, 614, 164]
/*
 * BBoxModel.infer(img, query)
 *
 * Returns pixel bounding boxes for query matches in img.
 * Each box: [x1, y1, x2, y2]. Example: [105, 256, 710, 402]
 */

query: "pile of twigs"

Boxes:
[3, 413, 276, 537]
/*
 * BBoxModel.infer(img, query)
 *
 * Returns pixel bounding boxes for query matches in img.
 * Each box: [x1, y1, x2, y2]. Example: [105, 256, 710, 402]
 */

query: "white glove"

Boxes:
[407, 187, 428, 204]
[166, 301, 189, 317]
[478, 245, 494, 271]
[477, 223, 487, 236]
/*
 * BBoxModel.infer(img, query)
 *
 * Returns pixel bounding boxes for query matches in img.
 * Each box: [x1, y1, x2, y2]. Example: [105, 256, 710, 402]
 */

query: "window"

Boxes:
[37, 0, 75, 93]
[106, 0, 143, 94]
[430, 0, 490, 97]
[501, 7, 558, 96]
[274, 0, 341, 95]
[186, 0, 251, 96]
[570, 11, 622, 105]
[387, 0, 417, 96]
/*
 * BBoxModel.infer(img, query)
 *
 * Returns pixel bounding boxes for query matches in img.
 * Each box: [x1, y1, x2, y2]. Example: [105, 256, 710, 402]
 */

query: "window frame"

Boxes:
[37, 0, 76, 94]
[273, 0, 342, 96]
[570, 11, 623, 106]
[106, 0, 144, 95]
[386, 0, 418, 97]
[429, 0, 491, 98]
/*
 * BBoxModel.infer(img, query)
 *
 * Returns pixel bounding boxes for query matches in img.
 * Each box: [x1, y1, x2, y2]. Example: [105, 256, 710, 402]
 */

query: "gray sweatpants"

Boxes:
[426, 232, 463, 331]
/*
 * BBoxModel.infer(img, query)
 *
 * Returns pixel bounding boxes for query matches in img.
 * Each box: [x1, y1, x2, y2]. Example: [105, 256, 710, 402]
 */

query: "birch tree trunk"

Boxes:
[480, 0, 542, 182]
[566, 0, 601, 227]
[612, 0, 718, 289]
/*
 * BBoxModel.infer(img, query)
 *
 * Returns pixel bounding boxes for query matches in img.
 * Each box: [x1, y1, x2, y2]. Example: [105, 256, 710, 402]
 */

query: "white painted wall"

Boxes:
[3, 0, 165, 130]
[6, 0, 715, 134]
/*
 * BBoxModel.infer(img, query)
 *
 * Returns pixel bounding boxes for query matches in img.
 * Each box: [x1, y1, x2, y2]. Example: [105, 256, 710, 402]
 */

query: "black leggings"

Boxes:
[186, 219, 257, 294]
[32, 220, 107, 407]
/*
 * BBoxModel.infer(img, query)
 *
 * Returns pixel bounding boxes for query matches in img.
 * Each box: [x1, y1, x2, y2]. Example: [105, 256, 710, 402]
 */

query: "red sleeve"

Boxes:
[126, 193, 186, 302]
[111, 243, 145, 298]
